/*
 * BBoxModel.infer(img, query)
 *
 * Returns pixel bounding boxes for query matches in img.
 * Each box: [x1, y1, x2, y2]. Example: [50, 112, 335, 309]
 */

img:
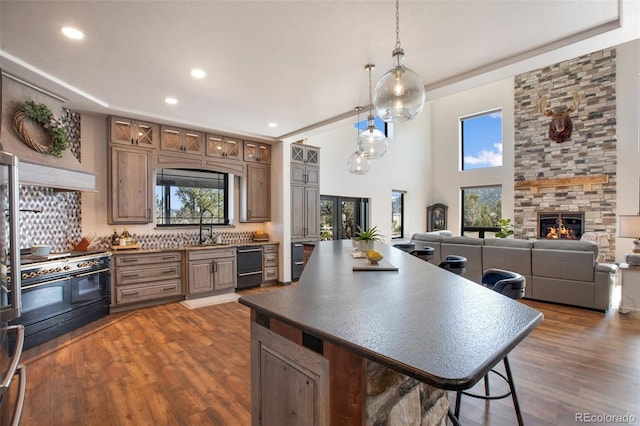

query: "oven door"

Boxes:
[18, 277, 72, 327]
[71, 268, 111, 305]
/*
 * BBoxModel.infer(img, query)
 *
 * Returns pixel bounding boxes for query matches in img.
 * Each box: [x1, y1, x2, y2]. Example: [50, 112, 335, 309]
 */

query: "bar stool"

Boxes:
[392, 243, 416, 252]
[409, 247, 435, 261]
[438, 255, 467, 275]
[454, 268, 527, 426]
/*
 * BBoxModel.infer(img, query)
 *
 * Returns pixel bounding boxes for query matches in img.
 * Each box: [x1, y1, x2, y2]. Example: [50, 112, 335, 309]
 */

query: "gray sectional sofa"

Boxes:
[410, 233, 618, 311]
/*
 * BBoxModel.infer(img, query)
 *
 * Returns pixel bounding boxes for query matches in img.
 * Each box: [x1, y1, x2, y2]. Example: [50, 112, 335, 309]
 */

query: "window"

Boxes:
[461, 186, 501, 238]
[391, 191, 405, 239]
[320, 196, 369, 240]
[461, 109, 502, 170]
[156, 168, 229, 226]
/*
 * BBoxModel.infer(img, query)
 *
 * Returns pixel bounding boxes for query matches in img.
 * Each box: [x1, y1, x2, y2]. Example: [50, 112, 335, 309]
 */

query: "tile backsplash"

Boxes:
[19, 185, 82, 252]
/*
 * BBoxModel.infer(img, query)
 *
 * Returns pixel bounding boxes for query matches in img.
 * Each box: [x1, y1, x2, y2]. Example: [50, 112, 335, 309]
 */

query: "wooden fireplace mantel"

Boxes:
[515, 174, 609, 194]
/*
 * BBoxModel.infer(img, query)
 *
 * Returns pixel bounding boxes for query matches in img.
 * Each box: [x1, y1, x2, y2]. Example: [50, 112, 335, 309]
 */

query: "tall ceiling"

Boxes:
[0, 1, 637, 141]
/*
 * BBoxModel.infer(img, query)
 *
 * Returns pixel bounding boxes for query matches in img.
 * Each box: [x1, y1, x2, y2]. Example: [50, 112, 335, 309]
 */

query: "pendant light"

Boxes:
[357, 64, 388, 159]
[348, 106, 371, 175]
[373, 0, 425, 123]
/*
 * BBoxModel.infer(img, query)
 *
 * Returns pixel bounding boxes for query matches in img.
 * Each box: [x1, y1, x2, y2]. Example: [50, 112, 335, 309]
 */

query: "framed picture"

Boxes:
[427, 203, 448, 232]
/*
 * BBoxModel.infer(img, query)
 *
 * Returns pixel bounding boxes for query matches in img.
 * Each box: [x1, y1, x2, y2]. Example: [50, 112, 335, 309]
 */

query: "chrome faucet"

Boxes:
[199, 209, 214, 245]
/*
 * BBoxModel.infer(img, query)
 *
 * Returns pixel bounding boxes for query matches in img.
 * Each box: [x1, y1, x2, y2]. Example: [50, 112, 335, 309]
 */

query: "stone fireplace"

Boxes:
[513, 47, 617, 262]
[538, 212, 584, 240]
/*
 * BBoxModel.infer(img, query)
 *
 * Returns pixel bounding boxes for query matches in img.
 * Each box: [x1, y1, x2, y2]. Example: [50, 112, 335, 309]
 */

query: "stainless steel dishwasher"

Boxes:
[236, 245, 263, 289]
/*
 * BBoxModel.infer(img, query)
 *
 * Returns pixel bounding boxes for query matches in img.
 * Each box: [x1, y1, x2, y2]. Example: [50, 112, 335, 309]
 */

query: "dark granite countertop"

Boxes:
[239, 240, 543, 391]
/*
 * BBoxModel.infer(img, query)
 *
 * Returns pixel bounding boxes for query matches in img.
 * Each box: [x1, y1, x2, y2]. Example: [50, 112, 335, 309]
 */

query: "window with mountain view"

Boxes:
[461, 110, 502, 170]
[391, 191, 404, 239]
[461, 186, 502, 237]
[156, 168, 229, 226]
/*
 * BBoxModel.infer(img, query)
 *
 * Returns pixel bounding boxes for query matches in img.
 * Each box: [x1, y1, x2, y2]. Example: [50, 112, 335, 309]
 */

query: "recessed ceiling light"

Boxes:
[190, 69, 206, 79]
[61, 26, 84, 40]
[164, 97, 178, 105]
[267, 122, 278, 128]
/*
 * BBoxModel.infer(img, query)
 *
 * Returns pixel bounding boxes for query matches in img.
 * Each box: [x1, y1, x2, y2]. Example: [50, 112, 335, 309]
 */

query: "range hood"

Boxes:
[1, 73, 96, 192]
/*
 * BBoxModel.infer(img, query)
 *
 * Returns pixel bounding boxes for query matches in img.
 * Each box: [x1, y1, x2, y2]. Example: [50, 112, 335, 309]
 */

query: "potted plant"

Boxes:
[354, 225, 383, 252]
[495, 218, 515, 238]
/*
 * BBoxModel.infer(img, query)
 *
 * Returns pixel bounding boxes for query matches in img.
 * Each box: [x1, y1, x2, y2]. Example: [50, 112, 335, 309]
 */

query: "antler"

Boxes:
[539, 95, 552, 116]
[566, 91, 581, 113]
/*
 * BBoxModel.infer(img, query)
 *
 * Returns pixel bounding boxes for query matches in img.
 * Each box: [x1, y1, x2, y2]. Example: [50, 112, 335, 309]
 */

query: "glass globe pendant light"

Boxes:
[347, 150, 371, 175]
[373, 0, 425, 123]
[357, 64, 388, 159]
[348, 106, 371, 175]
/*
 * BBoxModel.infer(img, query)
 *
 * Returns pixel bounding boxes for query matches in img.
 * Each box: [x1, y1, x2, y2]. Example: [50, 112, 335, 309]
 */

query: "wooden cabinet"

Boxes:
[206, 134, 243, 162]
[160, 125, 204, 155]
[109, 116, 158, 148]
[291, 163, 319, 186]
[108, 145, 153, 224]
[250, 323, 329, 425]
[243, 141, 271, 164]
[241, 163, 271, 222]
[291, 144, 319, 166]
[291, 144, 320, 242]
[186, 248, 237, 298]
[263, 243, 279, 283]
[113, 252, 182, 307]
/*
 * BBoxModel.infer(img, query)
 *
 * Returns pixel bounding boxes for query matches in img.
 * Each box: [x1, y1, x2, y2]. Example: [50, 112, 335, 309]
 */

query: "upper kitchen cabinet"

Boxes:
[108, 146, 153, 224]
[109, 116, 159, 148]
[206, 134, 243, 162]
[291, 144, 319, 166]
[160, 126, 204, 155]
[240, 163, 271, 222]
[243, 141, 271, 164]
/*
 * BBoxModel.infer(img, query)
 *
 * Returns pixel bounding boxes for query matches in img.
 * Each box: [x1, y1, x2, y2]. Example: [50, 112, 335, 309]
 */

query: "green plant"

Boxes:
[354, 225, 383, 242]
[19, 101, 70, 158]
[495, 218, 514, 238]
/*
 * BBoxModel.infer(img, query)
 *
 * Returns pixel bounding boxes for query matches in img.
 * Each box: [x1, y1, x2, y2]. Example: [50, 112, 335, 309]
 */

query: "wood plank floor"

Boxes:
[18, 287, 640, 426]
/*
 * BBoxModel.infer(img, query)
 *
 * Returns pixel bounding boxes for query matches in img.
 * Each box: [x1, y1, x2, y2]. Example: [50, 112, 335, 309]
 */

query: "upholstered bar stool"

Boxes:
[438, 255, 467, 275]
[454, 268, 527, 426]
[409, 247, 435, 261]
[392, 243, 416, 252]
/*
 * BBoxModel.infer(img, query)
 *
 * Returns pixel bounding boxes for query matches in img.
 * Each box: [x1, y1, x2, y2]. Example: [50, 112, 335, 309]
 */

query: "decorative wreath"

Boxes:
[13, 101, 69, 158]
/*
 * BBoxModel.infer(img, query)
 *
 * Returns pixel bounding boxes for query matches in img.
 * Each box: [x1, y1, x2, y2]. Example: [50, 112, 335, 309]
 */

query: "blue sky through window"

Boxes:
[355, 117, 387, 134]
[462, 110, 502, 170]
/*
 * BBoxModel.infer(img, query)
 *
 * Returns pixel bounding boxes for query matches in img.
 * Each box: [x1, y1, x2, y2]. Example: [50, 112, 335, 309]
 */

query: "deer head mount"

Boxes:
[539, 92, 581, 143]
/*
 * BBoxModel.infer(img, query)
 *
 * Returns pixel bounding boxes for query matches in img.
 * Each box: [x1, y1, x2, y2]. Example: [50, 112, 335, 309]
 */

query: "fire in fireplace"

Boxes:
[538, 212, 584, 240]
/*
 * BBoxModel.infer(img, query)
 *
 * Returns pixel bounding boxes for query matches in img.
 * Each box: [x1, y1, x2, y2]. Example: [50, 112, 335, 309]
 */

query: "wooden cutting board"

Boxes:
[352, 259, 398, 271]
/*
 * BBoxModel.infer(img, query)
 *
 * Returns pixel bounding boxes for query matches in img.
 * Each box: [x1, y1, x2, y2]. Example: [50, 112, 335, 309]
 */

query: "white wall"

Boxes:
[615, 38, 640, 261]
[429, 78, 516, 235]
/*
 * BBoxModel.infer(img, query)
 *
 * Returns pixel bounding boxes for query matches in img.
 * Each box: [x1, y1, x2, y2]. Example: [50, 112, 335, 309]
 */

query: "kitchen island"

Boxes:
[239, 240, 543, 425]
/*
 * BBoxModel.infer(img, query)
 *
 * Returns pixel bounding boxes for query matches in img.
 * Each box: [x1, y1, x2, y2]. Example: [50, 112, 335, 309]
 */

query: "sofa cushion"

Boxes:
[531, 276, 594, 308]
[532, 248, 595, 282]
[483, 246, 532, 276]
[441, 237, 484, 283]
[410, 233, 444, 263]
[533, 239, 598, 256]
[484, 238, 534, 249]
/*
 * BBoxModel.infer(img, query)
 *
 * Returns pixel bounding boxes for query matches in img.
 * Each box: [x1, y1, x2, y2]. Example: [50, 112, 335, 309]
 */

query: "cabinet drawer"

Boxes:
[263, 253, 278, 267]
[116, 279, 182, 305]
[263, 244, 278, 253]
[117, 263, 181, 285]
[116, 252, 181, 267]
[188, 248, 236, 261]
[263, 267, 278, 282]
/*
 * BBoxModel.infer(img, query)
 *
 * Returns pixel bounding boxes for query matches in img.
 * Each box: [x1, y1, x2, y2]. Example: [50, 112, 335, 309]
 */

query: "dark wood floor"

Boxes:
[18, 287, 640, 426]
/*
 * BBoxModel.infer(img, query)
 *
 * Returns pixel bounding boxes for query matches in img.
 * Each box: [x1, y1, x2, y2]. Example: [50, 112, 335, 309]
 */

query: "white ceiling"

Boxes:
[0, 1, 637, 141]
